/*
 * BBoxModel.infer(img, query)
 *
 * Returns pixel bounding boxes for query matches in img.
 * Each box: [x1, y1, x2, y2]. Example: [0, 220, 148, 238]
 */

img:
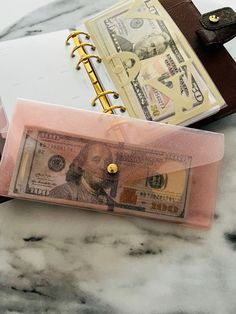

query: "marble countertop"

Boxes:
[0, 1, 235, 313]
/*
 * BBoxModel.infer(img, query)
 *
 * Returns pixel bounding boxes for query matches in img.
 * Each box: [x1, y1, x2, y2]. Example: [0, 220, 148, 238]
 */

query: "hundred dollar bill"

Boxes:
[86, 0, 225, 125]
[9, 128, 191, 219]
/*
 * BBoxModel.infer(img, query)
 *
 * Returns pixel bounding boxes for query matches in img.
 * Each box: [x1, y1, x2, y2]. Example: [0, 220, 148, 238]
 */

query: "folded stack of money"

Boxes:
[85, 0, 225, 125]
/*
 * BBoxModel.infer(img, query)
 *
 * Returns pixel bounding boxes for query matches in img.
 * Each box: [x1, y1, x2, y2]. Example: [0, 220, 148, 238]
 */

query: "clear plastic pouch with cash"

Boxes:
[0, 99, 224, 228]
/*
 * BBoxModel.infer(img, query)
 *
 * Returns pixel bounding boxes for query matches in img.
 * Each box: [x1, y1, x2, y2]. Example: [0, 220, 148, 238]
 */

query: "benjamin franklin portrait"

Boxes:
[115, 32, 170, 60]
[49, 142, 115, 204]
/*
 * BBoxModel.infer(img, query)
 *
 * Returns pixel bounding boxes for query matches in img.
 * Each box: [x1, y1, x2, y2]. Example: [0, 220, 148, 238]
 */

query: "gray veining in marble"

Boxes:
[0, 1, 235, 313]
[0, 0, 118, 42]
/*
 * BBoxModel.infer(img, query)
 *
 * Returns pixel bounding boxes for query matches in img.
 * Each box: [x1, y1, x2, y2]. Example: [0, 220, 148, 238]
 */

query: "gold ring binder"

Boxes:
[103, 105, 126, 113]
[76, 54, 102, 70]
[65, 29, 126, 114]
[65, 31, 90, 45]
[91, 90, 119, 107]
[70, 43, 96, 58]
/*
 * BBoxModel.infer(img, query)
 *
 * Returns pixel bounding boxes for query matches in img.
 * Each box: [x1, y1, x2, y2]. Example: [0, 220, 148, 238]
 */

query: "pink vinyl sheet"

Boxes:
[0, 99, 224, 228]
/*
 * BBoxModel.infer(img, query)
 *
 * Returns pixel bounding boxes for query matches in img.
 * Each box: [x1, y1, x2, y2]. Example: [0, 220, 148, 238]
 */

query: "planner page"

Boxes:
[0, 27, 127, 121]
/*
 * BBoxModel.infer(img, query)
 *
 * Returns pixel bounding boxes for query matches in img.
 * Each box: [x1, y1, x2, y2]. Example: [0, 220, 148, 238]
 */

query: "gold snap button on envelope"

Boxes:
[107, 163, 118, 174]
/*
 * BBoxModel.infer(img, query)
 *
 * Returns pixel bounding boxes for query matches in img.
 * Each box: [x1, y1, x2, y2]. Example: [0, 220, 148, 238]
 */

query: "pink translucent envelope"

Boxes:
[0, 102, 8, 139]
[0, 99, 224, 228]
[0, 102, 8, 158]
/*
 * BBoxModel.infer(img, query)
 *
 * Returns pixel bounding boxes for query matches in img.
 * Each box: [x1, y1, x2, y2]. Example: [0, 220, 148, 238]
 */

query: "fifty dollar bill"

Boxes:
[86, 0, 224, 124]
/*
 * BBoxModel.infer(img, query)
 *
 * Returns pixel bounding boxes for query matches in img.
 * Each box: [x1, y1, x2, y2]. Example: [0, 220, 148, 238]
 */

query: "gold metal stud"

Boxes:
[107, 163, 118, 174]
[209, 15, 220, 23]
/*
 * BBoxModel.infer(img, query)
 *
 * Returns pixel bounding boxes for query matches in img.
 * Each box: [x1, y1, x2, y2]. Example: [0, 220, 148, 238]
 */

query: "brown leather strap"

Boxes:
[200, 7, 236, 30]
[197, 7, 236, 46]
[197, 26, 236, 46]
[159, 0, 236, 127]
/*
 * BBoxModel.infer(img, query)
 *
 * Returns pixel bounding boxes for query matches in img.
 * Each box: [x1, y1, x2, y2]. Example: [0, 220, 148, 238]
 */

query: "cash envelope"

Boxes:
[0, 99, 224, 228]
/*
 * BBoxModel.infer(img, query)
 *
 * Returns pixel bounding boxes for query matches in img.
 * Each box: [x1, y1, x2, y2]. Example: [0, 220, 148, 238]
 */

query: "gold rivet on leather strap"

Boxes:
[209, 15, 220, 23]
